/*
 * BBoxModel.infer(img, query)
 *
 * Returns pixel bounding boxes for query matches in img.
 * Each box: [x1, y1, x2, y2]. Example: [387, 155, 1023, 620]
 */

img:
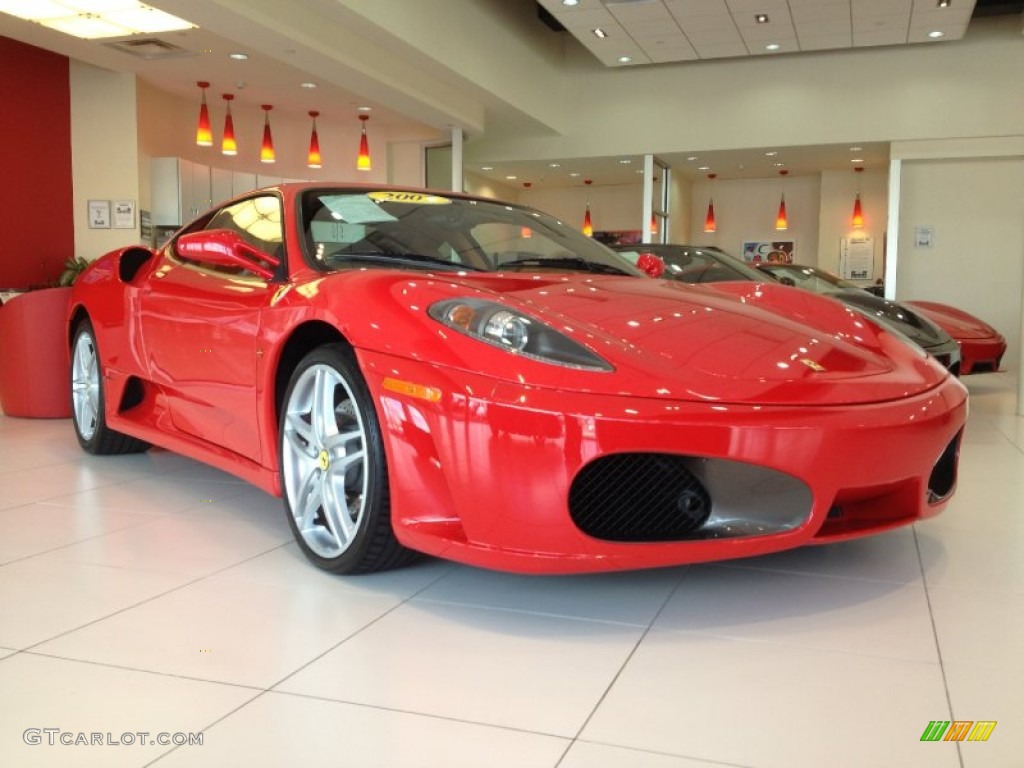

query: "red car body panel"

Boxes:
[904, 300, 1007, 374]
[67, 184, 969, 573]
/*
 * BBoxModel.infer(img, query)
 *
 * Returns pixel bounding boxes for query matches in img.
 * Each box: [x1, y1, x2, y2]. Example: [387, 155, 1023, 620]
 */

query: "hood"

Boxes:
[310, 271, 951, 407]
[904, 300, 1001, 341]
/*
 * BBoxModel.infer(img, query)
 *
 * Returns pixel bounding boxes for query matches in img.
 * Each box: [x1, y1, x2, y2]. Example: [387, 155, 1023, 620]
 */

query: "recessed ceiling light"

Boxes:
[562, 0, 579, 5]
[937, 0, 951, 7]
[928, 30, 944, 38]
[357, 106, 372, 112]
[773, 162, 785, 167]
[765, 43, 780, 51]
[849, 146, 863, 151]
[698, 165, 710, 171]
[617, 56, 632, 63]
[505, 175, 518, 180]
[569, 172, 581, 178]
[300, 82, 317, 89]
[229, 52, 249, 60]
[618, 159, 632, 164]
[593, 28, 608, 39]
[687, 156, 698, 161]
[765, 151, 778, 156]
[548, 163, 561, 168]
[850, 158, 864, 163]
[755, 14, 769, 24]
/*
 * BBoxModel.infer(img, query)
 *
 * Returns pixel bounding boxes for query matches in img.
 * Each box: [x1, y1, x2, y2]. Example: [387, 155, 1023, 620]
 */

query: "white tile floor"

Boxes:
[0, 372, 1021, 768]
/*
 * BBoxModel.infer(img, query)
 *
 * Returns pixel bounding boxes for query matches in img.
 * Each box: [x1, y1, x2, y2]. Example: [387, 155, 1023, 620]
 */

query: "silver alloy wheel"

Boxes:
[281, 363, 368, 559]
[71, 330, 100, 441]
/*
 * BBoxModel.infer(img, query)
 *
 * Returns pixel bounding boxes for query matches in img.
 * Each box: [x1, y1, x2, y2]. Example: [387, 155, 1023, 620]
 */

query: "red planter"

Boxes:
[0, 287, 72, 418]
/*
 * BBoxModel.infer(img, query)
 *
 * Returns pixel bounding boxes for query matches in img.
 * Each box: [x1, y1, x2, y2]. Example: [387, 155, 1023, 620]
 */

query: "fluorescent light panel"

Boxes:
[0, 0, 193, 38]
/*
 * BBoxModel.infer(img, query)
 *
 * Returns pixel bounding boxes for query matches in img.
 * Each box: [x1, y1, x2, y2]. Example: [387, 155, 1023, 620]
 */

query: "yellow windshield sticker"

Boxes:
[368, 191, 451, 205]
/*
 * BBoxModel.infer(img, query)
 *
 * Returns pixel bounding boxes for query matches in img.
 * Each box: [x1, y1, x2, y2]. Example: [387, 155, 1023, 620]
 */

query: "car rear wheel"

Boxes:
[280, 345, 416, 573]
[70, 320, 150, 455]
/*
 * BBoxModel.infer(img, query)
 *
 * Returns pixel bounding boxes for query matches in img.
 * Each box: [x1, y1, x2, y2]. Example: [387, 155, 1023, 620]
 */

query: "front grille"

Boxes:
[569, 453, 711, 541]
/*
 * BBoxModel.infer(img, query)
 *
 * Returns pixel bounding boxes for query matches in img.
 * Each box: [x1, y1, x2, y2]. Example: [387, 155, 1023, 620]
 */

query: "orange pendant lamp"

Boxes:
[260, 104, 275, 163]
[307, 111, 322, 169]
[704, 172, 717, 233]
[851, 193, 864, 228]
[582, 178, 593, 236]
[775, 169, 788, 231]
[195, 81, 212, 146]
[851, 166, 865, 228]
[221, 94, 237, 156]
[357, 114, 372, 171]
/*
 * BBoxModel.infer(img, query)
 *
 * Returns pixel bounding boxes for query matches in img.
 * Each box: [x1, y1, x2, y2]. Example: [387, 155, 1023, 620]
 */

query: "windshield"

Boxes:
[299, 189, 643, 276]
[612, 244, 766, 284]
[758, 264, 861, 294]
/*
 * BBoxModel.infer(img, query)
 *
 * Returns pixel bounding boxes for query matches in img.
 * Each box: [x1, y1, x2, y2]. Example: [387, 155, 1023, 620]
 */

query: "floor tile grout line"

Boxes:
[553, 566, 691, 767]
[571, 736, 757, 768]
[912, 523, 964, 768]
[11, 541, 296, 654]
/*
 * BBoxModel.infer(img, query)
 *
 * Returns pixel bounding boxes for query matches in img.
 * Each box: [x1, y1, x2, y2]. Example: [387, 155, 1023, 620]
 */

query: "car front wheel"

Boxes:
[280, 345, 415, 574]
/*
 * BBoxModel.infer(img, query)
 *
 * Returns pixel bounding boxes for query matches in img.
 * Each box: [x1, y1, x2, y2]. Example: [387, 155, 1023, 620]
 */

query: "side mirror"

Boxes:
[636, 251, 665, 279]
[176, 229, 280, 280]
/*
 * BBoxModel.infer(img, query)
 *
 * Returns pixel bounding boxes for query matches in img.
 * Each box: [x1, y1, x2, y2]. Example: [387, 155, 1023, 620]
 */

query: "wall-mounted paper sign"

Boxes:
[914, 226, 934, 248]
[113, 199, 136, 229]
[841, 236, 874, 281]
[88, 199, 110, 229]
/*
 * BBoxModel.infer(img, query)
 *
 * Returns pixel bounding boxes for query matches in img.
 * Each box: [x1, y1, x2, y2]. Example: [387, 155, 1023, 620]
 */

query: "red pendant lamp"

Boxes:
[703, 172, 717, 233]
[307, 111, 322, 169]
[221, 94, 237, 156]
[851, 193, 864, 228]
[775, 169, 789, 231]
[851, 166, 865, 228]
[357, 114, 372, 171]
[582, 178, 593, 237]
[195, 82, 212, 146]
[260, 105, 275, 163]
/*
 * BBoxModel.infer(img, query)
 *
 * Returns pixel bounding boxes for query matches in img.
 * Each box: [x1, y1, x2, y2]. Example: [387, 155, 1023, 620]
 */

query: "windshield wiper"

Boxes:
[329, 252, 485, 272]
[498, 256, 631, 275]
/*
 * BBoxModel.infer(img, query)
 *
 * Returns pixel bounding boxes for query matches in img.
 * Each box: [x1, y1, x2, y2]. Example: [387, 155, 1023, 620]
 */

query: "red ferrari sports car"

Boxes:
[902, 301, 1006, 375]
[68, 184, 967, 574]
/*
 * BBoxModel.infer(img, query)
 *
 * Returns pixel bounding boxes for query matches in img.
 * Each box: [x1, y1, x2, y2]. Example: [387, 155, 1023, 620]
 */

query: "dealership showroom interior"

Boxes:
[2, 0, 1024, 766]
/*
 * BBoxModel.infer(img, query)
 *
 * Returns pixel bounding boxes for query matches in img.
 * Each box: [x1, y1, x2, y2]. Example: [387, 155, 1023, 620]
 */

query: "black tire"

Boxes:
[279, 344, 417, 574]
[70, 319, 150, 455]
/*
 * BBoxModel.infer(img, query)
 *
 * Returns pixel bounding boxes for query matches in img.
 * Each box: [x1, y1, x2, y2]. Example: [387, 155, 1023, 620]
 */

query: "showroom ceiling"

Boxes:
[535, 0, 982, 67]
[0, 0, 1019, 188]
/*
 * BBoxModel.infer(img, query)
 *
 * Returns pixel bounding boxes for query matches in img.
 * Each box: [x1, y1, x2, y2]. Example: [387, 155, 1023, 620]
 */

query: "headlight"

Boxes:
[429, 298, 613, 371]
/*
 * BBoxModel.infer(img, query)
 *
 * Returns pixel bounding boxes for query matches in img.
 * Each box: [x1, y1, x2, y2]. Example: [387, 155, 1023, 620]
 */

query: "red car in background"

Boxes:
[67, 185, 967, 575]
[902, 300, 1006, 374]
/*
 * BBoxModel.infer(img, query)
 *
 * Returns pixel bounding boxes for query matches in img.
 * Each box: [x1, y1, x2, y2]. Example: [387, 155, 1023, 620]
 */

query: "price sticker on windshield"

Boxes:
[368, 191, 451, 205]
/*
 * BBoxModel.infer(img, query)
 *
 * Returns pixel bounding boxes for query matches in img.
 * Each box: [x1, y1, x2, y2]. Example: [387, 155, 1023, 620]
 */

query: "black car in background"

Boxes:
[609, 244, 962, 375]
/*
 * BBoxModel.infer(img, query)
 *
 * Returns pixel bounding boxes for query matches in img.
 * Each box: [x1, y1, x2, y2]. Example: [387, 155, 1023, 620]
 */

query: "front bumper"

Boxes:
[359, 349, 968, 574]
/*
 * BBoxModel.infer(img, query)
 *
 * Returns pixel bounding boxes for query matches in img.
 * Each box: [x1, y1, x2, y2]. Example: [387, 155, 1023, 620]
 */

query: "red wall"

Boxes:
[0, 36, 75, 290]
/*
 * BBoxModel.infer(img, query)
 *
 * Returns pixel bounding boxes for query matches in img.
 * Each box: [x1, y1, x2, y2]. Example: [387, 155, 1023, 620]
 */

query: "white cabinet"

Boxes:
[210, 166, 233, 206]
[232, 171, 257, 196]
[151, 157, 212, 226]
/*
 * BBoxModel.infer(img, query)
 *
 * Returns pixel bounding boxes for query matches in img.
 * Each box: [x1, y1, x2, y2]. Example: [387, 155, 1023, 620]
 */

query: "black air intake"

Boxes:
[569, 453, 712, 541]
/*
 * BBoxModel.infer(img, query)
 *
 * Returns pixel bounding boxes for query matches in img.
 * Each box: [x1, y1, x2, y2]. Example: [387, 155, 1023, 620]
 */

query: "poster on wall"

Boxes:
[840, 236, 874, 281]
[88, 200, 110, 229]
[742, 240, 795, 264]
[113, 200, 136, 229]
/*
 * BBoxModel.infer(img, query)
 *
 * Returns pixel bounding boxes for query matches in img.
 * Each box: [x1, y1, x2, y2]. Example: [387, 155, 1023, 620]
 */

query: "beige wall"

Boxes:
[896, 155, 1024, 370]
[70, 62, 139, 261]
